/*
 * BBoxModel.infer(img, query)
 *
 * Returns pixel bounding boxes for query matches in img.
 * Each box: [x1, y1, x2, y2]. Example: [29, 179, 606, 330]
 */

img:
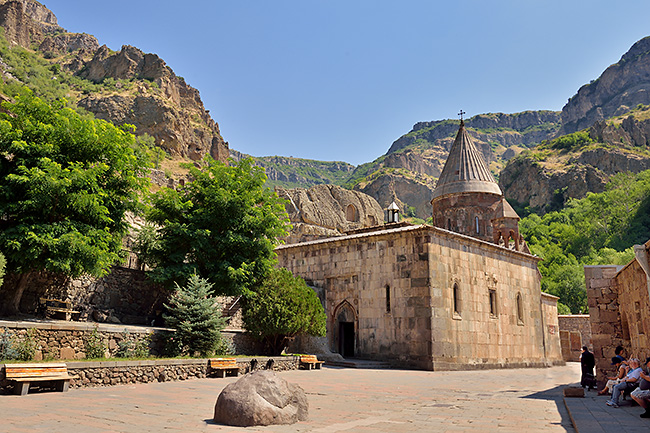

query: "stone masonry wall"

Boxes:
[0, 321, 260, 360]
[277, 225, 563, 371]
[584, 265, 626, 382]
[542, 293, 563, 363]
[558, 315, 592, 362]
[614, 258, 650, 360]
[1, 357, 299, 393]
[0, 320, 166, 360]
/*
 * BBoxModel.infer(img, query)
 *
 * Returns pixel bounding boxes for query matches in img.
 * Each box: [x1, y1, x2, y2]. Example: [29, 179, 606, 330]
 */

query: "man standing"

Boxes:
[580, 346, 596, 390]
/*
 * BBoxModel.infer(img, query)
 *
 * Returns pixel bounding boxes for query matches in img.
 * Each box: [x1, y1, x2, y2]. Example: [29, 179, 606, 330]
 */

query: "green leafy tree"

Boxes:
[520, 169, 650, 312]
[0, 91, 150, 315]
[163, 274, 227, 357]
[140, 157, 290, 294]
[242, 267, 326, 355]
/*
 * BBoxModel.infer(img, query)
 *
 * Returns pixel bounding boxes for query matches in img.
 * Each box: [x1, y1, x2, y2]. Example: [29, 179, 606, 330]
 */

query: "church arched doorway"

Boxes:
[333, 301, 357, 358]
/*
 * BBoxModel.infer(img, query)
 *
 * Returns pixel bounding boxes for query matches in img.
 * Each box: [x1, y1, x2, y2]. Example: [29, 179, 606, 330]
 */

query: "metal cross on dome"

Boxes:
[458, 110, 466, 121]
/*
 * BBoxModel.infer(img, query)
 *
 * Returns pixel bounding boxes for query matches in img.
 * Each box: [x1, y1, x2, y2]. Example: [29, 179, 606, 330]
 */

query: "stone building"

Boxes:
[276, 121, 563, 370]
[584, 239, 650, 381]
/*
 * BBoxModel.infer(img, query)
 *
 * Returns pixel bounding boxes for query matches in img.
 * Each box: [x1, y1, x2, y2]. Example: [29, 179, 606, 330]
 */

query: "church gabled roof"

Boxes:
[431, 120, 502, 200]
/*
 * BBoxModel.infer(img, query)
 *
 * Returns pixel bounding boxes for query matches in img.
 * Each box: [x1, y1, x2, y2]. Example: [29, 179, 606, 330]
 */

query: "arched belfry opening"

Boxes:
[333, 300, 357, 358]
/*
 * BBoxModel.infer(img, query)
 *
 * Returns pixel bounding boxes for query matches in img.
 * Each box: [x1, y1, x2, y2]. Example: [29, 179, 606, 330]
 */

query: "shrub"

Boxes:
[163, 274, 227, 357]
[0, 327, 18, 361]
[85, 327, 107, 359]
[15, 328, 37, 361]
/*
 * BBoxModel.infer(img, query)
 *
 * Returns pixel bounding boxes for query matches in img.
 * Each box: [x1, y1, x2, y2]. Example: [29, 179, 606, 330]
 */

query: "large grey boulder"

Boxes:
[213, 370, 308, 426]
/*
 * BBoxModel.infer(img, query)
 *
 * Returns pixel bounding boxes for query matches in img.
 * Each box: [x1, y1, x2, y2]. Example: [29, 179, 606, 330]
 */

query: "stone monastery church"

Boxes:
[276, 120, 564, 370]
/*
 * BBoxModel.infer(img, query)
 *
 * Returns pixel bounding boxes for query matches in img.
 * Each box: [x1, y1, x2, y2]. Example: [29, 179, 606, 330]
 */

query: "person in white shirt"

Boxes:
[607, 358, 642, 408]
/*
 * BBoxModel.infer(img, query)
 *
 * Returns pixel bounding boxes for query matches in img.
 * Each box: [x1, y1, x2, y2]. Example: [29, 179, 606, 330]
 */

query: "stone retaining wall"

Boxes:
[0, 320, 167, 360]
[0, 320, 262, 361]
[0, 356, 300, 393]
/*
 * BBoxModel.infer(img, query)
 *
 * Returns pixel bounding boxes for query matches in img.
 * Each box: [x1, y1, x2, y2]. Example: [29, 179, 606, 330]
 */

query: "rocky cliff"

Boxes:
[561, 36, 650, 134]
[276, 184, 385, 244]
[0, 0, 228, 162]
[500, 108, 650, 212]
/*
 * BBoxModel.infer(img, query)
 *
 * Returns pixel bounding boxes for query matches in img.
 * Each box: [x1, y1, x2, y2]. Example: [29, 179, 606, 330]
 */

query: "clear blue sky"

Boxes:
[43, 0, 650, 166]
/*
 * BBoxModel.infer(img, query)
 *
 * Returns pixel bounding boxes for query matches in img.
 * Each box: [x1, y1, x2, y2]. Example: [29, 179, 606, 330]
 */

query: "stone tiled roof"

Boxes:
[492, 197, 520, 220]
[431, 120, 502, 200]
[276, 223, 540, 260]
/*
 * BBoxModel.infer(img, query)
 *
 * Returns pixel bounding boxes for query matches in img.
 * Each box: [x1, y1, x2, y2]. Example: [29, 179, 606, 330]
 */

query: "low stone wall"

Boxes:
[1, 356, 300, 393]
[0, 320, 262, 360]
[0, 320, 167, 360]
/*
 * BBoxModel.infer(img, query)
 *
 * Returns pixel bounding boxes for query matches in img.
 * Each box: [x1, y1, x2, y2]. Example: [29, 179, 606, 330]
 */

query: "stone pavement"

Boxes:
[564, 387, 650, 433]
[0, 362, 637, 433]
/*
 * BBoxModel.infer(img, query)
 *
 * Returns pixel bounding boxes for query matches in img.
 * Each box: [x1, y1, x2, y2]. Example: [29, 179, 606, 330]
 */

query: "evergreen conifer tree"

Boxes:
[163, 274, 227, 357]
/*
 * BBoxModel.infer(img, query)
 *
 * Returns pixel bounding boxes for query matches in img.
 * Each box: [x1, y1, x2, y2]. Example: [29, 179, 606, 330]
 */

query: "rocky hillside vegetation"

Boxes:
[501, 105, 650, 214]
[0, 0, 228, 163]
[230, 150, 354, 189]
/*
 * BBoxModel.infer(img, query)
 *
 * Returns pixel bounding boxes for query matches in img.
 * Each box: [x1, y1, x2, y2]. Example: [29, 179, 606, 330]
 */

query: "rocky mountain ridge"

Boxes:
[230, 149, 355, 189]
[561, 36, 650, 134]
[0, 0, 228, 162]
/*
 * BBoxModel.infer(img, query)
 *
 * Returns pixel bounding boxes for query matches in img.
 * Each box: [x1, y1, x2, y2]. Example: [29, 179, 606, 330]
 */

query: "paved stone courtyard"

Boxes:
[0, 363, 585, 433]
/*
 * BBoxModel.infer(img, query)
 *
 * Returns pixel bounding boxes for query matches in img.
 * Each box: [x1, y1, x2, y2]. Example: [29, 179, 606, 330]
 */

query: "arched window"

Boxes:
[453, 283, 461, 317]
[516, 292, 524, 325]
[475, 216, 480, 234]
[346, 204, 357, 222]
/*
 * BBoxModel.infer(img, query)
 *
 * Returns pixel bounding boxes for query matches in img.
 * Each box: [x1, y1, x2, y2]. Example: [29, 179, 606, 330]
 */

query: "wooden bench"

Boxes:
[3, 363, 78, 396]
[38, 298, 80, 321]
[208, 358, 239, 378]
[299, 355, 324, 370]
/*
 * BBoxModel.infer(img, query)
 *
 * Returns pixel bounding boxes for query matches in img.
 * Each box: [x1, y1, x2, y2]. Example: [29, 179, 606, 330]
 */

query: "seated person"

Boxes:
[631, 357, 650, 418]
[607, 358, 642, 408]
[599, 356, 629, 395]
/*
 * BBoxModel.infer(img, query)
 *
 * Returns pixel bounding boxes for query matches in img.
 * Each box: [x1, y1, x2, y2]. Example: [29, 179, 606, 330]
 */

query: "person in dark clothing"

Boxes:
[581, 346, 596, 390]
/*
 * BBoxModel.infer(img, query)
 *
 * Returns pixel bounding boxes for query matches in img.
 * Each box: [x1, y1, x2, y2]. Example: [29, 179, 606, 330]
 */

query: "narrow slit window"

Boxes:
[453, 283, 461, 315]
[386, 285, 391, 313]
[489, 289, 497, 317]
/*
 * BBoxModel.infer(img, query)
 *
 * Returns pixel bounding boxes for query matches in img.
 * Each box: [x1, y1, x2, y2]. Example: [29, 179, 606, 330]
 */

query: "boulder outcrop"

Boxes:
[277, 184, 384, 243]
[213, 370, 308, 426]
[39, 32, 99, 55]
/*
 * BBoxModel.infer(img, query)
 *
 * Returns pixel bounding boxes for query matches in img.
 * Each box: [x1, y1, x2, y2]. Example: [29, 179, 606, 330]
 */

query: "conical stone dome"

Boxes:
[431, 120, 502, 200]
